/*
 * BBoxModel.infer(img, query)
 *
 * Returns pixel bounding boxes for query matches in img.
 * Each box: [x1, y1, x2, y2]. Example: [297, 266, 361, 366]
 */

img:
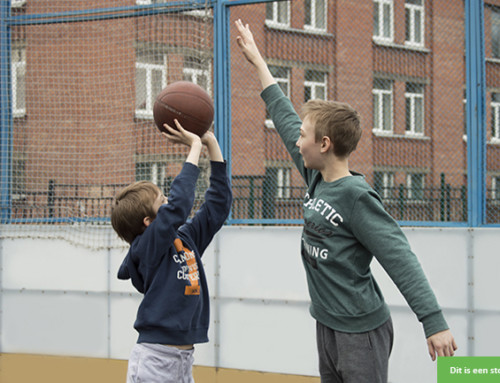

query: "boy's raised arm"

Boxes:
[235, 19, 276, 91]
[201, 131, 224, 162]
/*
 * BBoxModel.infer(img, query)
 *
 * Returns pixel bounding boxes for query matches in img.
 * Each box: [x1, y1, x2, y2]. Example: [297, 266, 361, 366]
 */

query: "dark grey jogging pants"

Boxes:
[316, 318, 394, 383]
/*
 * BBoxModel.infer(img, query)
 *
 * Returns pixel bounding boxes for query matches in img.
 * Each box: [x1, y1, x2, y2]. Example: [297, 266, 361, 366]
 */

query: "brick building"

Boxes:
[6, 0, 500, 223]
[231, 0, 500, 223]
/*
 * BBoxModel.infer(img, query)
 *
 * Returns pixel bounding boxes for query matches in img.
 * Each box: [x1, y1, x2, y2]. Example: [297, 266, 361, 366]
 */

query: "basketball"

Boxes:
[153, 81, 214, 137]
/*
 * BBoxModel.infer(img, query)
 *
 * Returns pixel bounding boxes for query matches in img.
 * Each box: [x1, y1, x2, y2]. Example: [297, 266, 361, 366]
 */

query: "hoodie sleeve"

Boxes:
[178, 161, 232, 256]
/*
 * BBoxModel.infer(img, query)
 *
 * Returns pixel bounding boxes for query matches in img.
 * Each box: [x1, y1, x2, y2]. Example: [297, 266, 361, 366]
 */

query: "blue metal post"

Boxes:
[213, 0, 231, 163]
[213, 0, 232, 216]
[0, 0, 12, 224]
[465, 0, 486, 227]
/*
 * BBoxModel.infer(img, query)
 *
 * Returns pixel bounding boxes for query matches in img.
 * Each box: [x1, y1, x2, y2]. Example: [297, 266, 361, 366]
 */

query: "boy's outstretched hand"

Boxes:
[235, 19, 276, 90]
[235, 19, 264, 67]
[427, 329, 458, 361]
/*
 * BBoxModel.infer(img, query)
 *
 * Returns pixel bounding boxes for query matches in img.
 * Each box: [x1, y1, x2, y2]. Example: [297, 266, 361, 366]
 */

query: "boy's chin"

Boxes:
[303, 162, 317, 170]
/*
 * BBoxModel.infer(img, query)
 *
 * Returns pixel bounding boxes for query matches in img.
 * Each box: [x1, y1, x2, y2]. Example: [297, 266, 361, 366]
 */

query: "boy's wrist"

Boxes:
[203, 136, 217, 146]
[185, 140, 202, 166]
[191, 139, 202, 149]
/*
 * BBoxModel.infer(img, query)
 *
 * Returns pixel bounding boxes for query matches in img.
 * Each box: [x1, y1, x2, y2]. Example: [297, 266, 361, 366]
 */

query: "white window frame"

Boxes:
[491, 94, 500, 142]
[463, 95, 467, 140]
[135, 53, 167, 119]
[375, 171, 395, 200]
[276, 168, 291, 199]
[12, 48, 26, 118]
[405, 0, 425, 47]
[304, 70, 327, 102]
[406, 173, 425, 200]
[405, 83, 425, 136]
[183, 59, 211, 95]
[135, 161, 166, 187]
[493, 176, 500, 200]
[372, 80, 393, 134]
[304, 0, 327, 32]
[492, 7, 500, 59]
[137, 0, 211, 17]
[11, 0, 26, 7]
[11, 154, 26, 200]
[265, 1, 291, 29]
[373, 0, 394, 43]
[266, 66, 290, 128]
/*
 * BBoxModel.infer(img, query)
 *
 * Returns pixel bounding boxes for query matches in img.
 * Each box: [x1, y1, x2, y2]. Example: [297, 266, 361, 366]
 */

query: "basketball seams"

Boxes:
[160, 90, 214, 114]
[156, 100, 208, 126]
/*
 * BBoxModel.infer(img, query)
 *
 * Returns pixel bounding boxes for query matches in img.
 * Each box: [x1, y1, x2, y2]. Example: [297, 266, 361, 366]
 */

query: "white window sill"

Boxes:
[373, 38, 430, 53]
[490, 137, 500, 145]
[372, 130, 430, 140]
[135, 111, 153, 120]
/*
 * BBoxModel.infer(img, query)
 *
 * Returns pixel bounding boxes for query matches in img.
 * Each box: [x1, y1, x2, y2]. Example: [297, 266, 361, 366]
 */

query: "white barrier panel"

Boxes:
[1, 225, 499, 383]
[3, 238, 109, 292]
[2, 290, 109, 357]
[217, 226, 309, 301]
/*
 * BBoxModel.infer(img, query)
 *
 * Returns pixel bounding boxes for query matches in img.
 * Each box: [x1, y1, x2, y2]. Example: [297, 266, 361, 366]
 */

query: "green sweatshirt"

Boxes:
[261, 84, 448, 338]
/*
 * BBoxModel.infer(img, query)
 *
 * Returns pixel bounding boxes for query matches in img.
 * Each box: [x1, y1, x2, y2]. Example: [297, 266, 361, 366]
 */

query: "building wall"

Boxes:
[1, 225, 499, 383]
[7, 1, 500, 224]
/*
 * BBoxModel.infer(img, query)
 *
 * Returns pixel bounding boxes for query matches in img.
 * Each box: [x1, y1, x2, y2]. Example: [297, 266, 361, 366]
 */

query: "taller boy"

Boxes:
[235, 19, 456, 383]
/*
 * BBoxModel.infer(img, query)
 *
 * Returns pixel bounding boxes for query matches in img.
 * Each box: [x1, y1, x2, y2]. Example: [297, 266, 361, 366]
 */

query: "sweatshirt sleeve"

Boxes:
[350, 189, 449, 338]
[178, 161, 232, 255]
[132, 162, 200, 268]
[261, 84, 311, 184]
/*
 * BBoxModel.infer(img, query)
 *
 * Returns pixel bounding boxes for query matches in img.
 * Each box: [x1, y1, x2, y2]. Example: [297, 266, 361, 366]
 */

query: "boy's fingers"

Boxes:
[173, 119, 185, 131]
[163, 123, 178, 134]
[427, 342, 436, 361]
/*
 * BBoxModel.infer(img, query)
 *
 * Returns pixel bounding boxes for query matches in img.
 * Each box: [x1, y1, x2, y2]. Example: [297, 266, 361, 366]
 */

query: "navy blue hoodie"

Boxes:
[118, 161, 232, 345]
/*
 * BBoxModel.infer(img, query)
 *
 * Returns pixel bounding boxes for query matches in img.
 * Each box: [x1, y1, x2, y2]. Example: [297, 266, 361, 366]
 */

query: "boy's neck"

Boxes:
[320, 157, 351, 183]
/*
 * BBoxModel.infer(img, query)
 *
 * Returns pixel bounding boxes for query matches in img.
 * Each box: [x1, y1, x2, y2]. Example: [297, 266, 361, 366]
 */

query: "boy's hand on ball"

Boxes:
[162, 120, 201, 147]
[201, 130, 216, 146]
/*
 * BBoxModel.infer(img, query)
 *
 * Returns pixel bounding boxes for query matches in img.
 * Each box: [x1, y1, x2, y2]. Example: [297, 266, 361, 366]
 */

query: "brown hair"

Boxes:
[301, 100, 362, 158]
[111, 181, 160, 244]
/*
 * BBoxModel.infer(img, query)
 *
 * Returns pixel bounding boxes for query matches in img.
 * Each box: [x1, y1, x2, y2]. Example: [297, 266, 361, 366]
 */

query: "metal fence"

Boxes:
[0, 0, 498, 238]
[227, 0, 498, 227]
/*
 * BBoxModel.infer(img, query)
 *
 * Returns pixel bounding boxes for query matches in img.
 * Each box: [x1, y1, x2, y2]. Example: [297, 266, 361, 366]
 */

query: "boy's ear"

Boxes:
[320, 136, 333, 153]
[143, 216, 152, 227]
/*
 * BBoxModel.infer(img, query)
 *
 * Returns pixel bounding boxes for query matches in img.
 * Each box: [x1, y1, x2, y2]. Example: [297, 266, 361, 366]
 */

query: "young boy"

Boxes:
[235, 19, 457, 382]
[111, 120, 232, 383]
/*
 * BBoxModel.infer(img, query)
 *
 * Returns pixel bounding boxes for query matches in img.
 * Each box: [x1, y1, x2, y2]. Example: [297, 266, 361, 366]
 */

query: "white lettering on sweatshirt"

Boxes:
[304, 193, 344, 226]
[302, 237, 329, 259]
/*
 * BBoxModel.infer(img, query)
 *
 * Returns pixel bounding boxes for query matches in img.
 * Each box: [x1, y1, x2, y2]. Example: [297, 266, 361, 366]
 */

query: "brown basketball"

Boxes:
[153, 81, 214, 137]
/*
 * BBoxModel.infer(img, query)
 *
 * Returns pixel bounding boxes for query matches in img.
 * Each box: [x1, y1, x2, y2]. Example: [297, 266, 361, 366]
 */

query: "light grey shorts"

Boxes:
[126, 343, 195, 383]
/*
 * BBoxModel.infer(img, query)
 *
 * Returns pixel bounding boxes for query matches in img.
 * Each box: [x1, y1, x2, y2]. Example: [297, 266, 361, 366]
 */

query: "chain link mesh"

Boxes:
[1, 1, 499, 249]
[229, 1, 499, 225]
[4, 1, 213, 248]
